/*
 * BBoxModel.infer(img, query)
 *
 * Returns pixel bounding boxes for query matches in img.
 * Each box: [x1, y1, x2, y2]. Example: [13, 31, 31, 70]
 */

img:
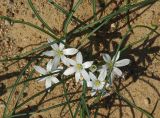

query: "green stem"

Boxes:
[114, 90, 154, 118]
[63, 0, 83, 34]
[62, 80, 74, 118]
[0, 16, 58, 39]
[28, 0, 56, 35]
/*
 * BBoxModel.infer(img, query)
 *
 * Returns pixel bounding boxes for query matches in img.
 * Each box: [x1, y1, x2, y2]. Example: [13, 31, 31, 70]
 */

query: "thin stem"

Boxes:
[62, 80, 74, 118]
[28, 0, 56, 35]
[63, 0, 82, 34]
[0, 16, 58, 40]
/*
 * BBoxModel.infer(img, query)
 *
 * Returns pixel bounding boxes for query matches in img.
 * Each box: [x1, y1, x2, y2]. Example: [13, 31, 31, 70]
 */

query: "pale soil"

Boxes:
[0, 0, 160, 118]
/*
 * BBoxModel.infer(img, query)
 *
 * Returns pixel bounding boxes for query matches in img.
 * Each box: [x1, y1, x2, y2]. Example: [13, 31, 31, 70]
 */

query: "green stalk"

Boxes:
[62, 80, 74, 118]
[3, 56, 37, 118]
[63, 0, 83, 34]
[114, 90, 154, 118]
[121, 25, 159, 52]
[6, 70, 62, 90]
[28, 0, 56, 35]
[72, 0, 157, 34]
[92, 0, 97, 21]
[10, 96, 92, 118]
[15, 77, 71, 110]
[10, 59, 44, 117]
[0, 16, 58, 40]
[48, 0, 86, 25]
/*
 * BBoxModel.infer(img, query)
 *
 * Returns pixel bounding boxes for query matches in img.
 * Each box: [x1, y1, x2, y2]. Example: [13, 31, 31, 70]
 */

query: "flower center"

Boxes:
[56, 50, 63, 57]
[94, 80, 101, 87]
[107, 61, 113, 69]
[76, 64, 83, 71]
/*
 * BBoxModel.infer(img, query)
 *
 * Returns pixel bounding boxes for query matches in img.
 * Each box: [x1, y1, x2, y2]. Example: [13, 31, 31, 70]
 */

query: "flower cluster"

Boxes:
[34, 39, 130, 96]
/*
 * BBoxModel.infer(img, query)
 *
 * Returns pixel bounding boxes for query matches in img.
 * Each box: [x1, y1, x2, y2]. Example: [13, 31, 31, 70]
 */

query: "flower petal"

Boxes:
[91, 90, 96, 96]
[45, 78, 52, 90]
[75, 72, 81, 83]
[63, 48, 78, 55]
[51, 76, 59, 83]
[42, 50, 55, 57]
[112, 51, 120, 61]
[97, 82, 105, 90]
[76, 52, 83, 64]
[53, 56, 60, 68]
[89, 72, 96, 81]
[48, 39, 58, 50]
[103, 53, 111, 62]
[68, 59, 76, 66]
[98, 69, 107, 81]
[61, 56, 70, 66]
[47, 60, 53, 72]
[87, 81, 93, 87]
[81, 69, 90, 81]
[113, 67, 122, 77]
[63, 67, 76, 75]
[115, 59, 130, 67]
[59, 43, 65, 50]
[83, 61, 93, 69]
[34, 66, 47, 75]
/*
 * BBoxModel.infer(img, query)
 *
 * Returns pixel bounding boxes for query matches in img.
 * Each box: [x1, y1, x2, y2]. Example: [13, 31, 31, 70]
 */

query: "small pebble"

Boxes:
[144, 97, 151, 105]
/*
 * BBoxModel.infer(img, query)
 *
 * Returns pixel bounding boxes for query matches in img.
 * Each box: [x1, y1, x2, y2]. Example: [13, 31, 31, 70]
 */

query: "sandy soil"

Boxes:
[0, 0, 160, 118]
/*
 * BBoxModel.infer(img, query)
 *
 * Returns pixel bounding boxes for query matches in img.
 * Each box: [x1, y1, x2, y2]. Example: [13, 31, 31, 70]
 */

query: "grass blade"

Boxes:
[63, 0, 82, 34]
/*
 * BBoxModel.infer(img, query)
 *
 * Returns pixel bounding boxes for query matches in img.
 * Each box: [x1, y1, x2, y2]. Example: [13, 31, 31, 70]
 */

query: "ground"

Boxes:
[0, 0, 160, 118]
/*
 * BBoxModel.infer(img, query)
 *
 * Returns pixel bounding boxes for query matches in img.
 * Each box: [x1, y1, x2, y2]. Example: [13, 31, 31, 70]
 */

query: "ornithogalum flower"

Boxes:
[34, 60, 61, 92]
[63, 52, 93, 85]
[42, 39, 78, 66]
[89, 72, 109, 96]
[101, 51, 130, 84]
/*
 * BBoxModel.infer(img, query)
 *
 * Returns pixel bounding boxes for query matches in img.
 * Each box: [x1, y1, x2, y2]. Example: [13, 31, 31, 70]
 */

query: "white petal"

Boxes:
[113, 67, 122, 77]
[45, 79, 52, 90]
[82, 61, 93, 69]
[81, 69, 90, 81]
[34, 66, 47, 75]
[59, 43, 65, 50]
[103, 53, 111, 62]
[76, 52, 83, 64]
[106, 83, 110, 88]
[53, 56, 60, 68]
[61, 56, 70, 66]
[112, 51, 120, 62]
[63, 48, 78, 55]
[42, 50, 55, 57]
[75, 72, 81, 83]
[63, 67, 76, 75]
[98, 65, 107, 72]
[87, 81, 92, 87]
[47, 60, 53, 72]
[89, 72, 96, 81]
[37, 77, 46, 82]
[48, 39, 58, 50]
[97, 82, 105, 90]
[91, 91, 96, 96]
[98, 69, 107, 81]
[68, 59, 76, 66]
[115, 59, 130, 67]
[51, 77, 59, 83]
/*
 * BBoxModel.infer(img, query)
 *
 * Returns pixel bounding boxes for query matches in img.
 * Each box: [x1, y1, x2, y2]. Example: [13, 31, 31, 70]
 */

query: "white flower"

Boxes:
[34, 60, 61, 92]
[42, 39, 78, 66]
[89, 72, 109, 96]
[101, 51, 130, 84]
[63, 52, 93, 85]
